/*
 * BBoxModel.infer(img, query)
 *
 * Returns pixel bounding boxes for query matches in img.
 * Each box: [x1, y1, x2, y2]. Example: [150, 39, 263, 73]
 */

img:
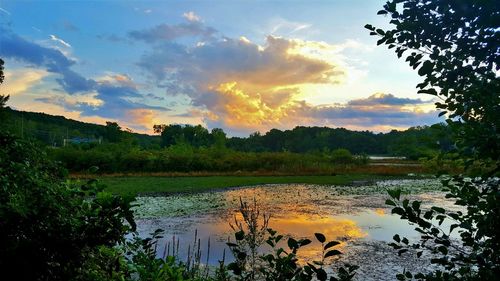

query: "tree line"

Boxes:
[2, 107, 453, 160]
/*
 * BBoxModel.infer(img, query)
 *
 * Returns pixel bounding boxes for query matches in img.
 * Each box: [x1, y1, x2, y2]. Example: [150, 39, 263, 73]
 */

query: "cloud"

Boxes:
[49, 34, 71, 48]
[1, 29, 95, 93]
[146, 93, 165, 101]
[130, 19, 440, 134]
[0, 7, 10, 16]
[347, 93, 427, 106]
[96, 33, 129, 43]
[134, 7, 153, 15]
[128, 20, 216, 43]
[137, 35, 344, 88]
[62, 20, 79, 32]
[125, 108, 158, 130]
[199, 82, 440, 134]
[1, 28, 168, 130]
[35, 92, 103, 111]
[183, 11, 201, 22]
[0, 68, 48, 96]
[77, 75, 168, 119]
[269, 18, 312, 35]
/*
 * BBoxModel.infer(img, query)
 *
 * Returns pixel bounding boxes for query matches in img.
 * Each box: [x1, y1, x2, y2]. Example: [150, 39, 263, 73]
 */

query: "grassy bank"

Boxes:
[97, 174, 410, 196]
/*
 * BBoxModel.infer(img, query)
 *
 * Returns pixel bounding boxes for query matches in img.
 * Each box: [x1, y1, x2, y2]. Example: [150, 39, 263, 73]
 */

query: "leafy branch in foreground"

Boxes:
[386, 176, 500, 280]
[366, 0, 499, 166]
[0, 131, 136, 280]
[226, 198, 358, 281]
[368, 1, 499, 279]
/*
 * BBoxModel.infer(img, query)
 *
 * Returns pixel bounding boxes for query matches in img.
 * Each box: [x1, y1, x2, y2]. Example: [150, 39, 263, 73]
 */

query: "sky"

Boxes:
[0, 0, 441, 136]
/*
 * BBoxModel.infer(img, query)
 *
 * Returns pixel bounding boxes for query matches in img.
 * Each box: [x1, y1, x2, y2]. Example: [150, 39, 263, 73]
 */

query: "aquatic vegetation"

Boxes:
[132, 179, 444, 219]
[131, 178, 458, 280]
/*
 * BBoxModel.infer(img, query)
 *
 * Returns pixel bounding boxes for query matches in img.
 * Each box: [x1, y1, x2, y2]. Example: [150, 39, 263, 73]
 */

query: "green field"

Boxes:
[98, 175, 403, 196]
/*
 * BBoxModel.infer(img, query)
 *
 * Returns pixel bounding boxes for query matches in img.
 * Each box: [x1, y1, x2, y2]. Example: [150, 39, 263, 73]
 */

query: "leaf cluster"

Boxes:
[225, 199, 357, 281]
[385, 176, 500, 280]
[0, 131, 136, 280]
[366, 0, 500, 166]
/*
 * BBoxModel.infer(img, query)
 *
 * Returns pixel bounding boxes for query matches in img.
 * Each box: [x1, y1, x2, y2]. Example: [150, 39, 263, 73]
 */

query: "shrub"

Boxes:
[331, 149, 353, 165]
[0, 131, 136, 280]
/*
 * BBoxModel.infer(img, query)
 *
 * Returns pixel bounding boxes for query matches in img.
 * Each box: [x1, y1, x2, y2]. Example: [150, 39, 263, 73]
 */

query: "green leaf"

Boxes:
[418, 61, 434, 76]
[417, 88, 437, 95]
[227, 262, 242, 275]
[377, 10, 388, 15]
[316, 268, 327, 281]
[392, 207, 404, 215]
[288, 238, 298, 250]
[315, 233, 326, 243]
[299, 238, 312, 246]
[398, 249, 408, 256]
[431, 206, 446, 214]
[364, 24, 375, 31]
[377, 38, 386, 45]
[235, 230, 245, 241]
[411, 200, 421, 211]
[393, 234, 401, 243]
[388, 189, 401, 200]
[324, 241, 340, 250]
[324, 249, 342, 258]
[237, 252, 247, 260]
[385, 199, 396, 206]
[437, 245, 448, 255]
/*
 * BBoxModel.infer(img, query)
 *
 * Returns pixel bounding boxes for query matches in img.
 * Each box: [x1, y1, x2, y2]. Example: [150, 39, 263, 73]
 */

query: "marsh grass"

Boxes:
[93, 174, 426, 196]
[133, 197, 358, 280]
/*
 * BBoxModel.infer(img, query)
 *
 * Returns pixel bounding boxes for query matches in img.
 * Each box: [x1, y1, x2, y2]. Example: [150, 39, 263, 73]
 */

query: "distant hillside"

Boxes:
[2, 107, 161, 147]
[1, 107, 454, 159]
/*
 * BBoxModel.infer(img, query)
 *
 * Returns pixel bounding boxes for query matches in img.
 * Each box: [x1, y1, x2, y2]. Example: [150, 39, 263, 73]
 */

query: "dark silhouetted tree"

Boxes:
[105, 121, 123, 143]
[366, 0, 500, 165]
[368, 1, 499, 280]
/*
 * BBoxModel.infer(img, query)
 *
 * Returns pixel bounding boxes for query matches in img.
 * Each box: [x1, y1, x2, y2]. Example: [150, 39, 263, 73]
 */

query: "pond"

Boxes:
[133, 179, 458, 280]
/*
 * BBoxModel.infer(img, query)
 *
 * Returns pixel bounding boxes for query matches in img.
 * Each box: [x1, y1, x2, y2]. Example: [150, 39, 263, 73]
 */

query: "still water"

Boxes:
[133, 179, 457, 280]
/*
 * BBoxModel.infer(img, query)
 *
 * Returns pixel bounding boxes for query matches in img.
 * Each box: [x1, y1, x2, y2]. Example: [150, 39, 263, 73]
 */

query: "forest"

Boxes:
[1, 107, 456, 174]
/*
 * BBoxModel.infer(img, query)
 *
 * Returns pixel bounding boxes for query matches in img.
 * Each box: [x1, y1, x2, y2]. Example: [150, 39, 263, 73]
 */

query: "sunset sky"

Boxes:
[0, 0, 441, 136]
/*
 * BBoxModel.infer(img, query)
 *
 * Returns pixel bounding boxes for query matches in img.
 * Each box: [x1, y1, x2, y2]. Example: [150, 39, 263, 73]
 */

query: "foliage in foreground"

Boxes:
[225, 199, 358, 281]
[369, 0, 500, 280]
[0, 131, 135, 280]
[0, 129, 357, 280]
[386, 176, 499, 280]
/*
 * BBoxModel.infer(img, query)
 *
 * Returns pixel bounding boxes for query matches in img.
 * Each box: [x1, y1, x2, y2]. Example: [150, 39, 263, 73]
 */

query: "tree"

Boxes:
[0, 131, 136, 280]
[368, 1, 500, 280]
[0, 58, 4, 85]
[0, 58, 10, 115]
[365, 0, 500, 166]
[154, 124, 184, 147]
[211, 128, 227, 148]
[105, 121, 123, 143]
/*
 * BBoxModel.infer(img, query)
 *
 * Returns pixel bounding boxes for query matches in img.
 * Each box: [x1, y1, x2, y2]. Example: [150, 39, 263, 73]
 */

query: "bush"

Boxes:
[0, 131, 136, 280]
[331, 149, 353, 165]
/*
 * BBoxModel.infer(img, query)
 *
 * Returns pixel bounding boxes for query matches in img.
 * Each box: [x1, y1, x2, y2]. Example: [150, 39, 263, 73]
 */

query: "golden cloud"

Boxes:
[126, 108, 159, 129]
[0, 69, 48, 96]
[200, 81, 438, 133]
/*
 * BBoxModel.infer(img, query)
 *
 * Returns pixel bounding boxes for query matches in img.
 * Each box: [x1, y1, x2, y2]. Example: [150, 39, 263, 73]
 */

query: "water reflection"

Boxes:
[146, 213, 369, 265]
[134, 181, 458, 278]
[140, 209, 408, 266]
[374, 208, 386, 216]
